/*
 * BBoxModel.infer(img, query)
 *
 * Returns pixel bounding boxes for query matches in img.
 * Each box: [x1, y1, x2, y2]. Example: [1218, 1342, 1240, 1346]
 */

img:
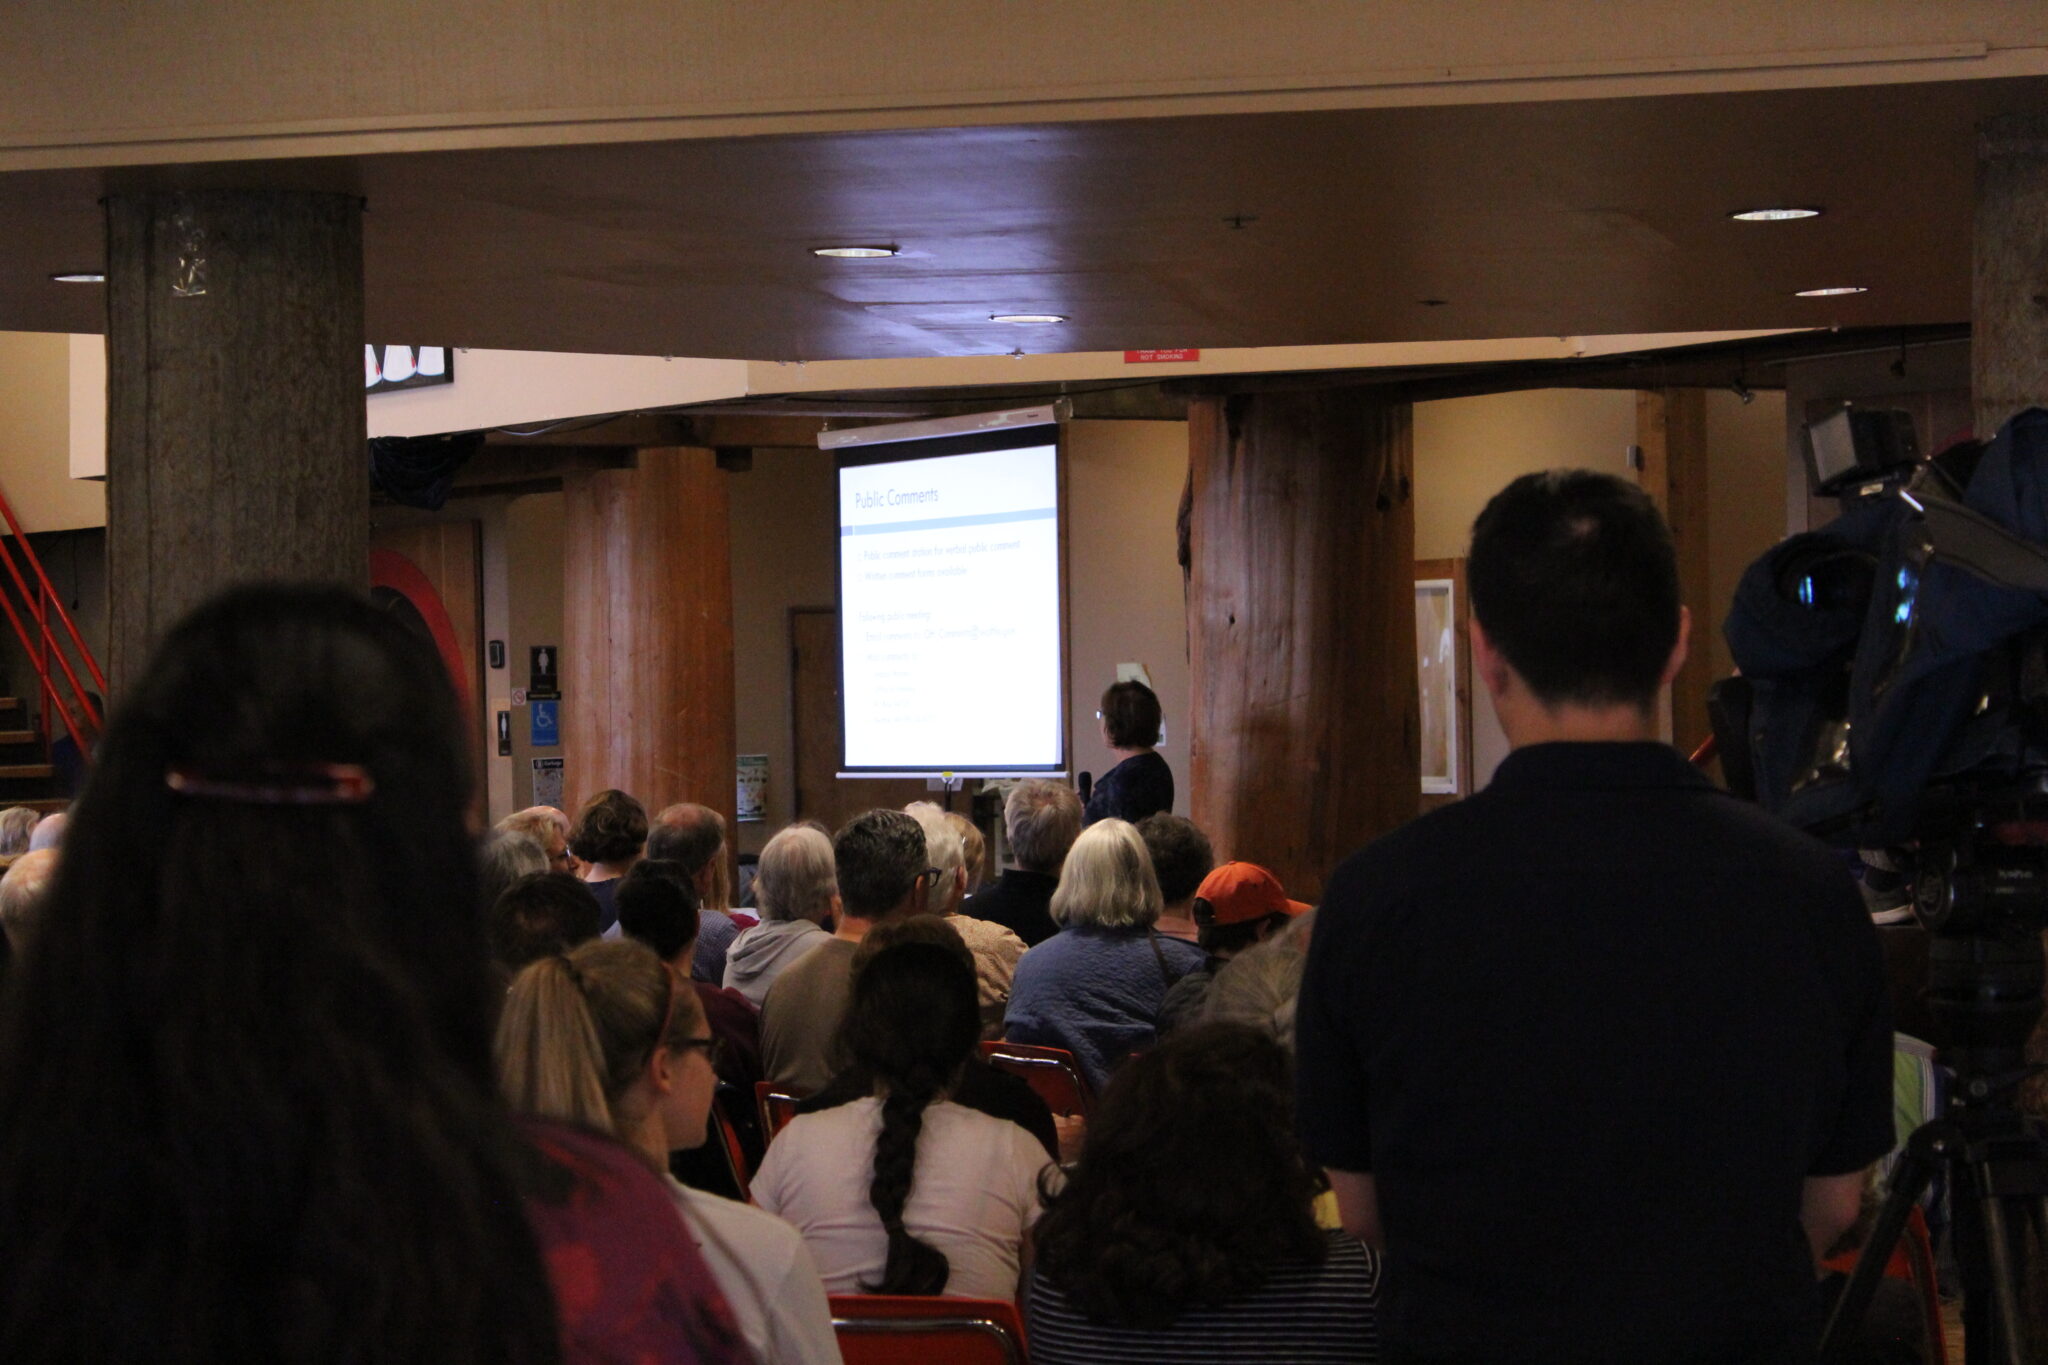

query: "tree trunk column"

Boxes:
[1186, 390, 1418, 902]
[1975, 114, 2048, 437]
[562, 447, 737, 834]
[105, 190, 367, 695]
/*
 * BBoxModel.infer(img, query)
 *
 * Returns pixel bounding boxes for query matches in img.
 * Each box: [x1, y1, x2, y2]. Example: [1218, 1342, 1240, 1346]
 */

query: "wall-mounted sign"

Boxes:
[1124, 348, 1199, 364]
[496, 710, 512, 757]
[529, 698, 560, 748]
[531, 757, 564, 808]
[529, 645, 559, 698]
[737, 754, 768, 823]
[366, 345, 454, 393]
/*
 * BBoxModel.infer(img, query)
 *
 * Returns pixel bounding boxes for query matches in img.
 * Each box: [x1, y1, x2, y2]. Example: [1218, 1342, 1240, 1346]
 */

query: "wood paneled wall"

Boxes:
[1186, 391, 1418, 902]
[1636, 388, 1712, 755]
[562, 447, 736, 833]
[1975, 114, 2048, 437]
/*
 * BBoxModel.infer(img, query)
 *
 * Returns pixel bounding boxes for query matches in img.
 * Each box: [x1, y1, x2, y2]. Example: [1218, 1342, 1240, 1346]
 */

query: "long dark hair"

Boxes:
[0, 584, 559, 1363]
[837, 938, 981, 1295]
[1033, 1021, 1327, 1328]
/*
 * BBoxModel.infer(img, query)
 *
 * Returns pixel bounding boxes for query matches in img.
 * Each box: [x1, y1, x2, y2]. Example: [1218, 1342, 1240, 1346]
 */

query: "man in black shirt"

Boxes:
[964, 779, 1082, 947]
[1296, 470, 1893, 1365]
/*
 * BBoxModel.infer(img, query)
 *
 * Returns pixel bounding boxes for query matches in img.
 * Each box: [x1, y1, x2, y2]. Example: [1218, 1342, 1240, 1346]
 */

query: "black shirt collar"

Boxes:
[1488, 740, 1713, 792]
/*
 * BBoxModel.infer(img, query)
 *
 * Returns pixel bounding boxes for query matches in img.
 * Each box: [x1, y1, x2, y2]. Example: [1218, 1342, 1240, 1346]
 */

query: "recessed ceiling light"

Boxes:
[1731, 207, 1822, 222]
[1795, 285, 1868, 297]
[50, 271, 104, 283]
[991, 313, 1066, 324]
[811, 245, 899, 259]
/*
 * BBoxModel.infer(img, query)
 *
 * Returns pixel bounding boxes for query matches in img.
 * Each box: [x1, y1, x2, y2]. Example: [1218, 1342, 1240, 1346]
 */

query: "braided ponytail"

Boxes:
[839, 935, 982, 1296]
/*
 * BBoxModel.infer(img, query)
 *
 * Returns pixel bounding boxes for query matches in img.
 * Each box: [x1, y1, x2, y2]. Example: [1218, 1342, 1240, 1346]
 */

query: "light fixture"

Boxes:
[1730, 207, 1822, 222]
[1796, 285, 1868, 297]
[991, 313, 1066, 324]
[50, 271, 104, 284]
[811, 245, 899, 259]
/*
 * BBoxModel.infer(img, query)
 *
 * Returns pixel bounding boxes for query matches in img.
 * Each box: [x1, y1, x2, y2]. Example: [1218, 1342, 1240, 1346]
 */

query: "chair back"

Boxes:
[710, 1089, 752, 1199]
[980, 1039, 1094, 1116]
[754, 1079, 806, 1143]
[828, 1294, 1027, 1365]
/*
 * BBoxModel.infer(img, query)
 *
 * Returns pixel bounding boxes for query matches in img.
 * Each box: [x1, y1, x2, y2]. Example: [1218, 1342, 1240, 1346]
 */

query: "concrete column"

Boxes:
[104, 190, 367, 694]
[1186, 390, 1418, 901]
[1974, 114, 2048, 437]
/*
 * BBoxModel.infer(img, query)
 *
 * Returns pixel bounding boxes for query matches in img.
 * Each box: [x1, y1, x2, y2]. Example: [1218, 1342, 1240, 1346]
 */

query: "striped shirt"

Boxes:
[1025, 1230, 1380, 1364]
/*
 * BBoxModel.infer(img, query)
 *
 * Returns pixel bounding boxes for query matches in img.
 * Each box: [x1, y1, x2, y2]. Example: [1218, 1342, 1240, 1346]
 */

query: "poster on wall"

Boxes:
[737, 754, 768, 823]
[531, 757, 564, 809]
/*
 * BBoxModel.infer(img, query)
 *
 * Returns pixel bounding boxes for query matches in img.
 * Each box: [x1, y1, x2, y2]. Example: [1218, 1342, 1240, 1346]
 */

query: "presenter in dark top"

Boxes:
[1296, 470, 1893, 1365]
[1084, 680, 1174, 825]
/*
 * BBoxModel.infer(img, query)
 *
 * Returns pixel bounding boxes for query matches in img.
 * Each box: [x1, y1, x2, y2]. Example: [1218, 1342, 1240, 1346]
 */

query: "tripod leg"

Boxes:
[1977, 1196, 2028, 1365]
[1820, 1122, 1951, 1365]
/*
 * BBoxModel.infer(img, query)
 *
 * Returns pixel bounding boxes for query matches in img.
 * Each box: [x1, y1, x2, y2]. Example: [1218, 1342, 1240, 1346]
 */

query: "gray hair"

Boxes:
[27, 812, 64, 853]
[756, 824, 838, 924]
[905, 802, 965, 913]
[497, 805, 568, 846]
[480, 831, 549, 908]
[0, 806, 38, 857]
[1204, 910, 1316, 1049]
[0, 847, 58, 953]
[1004, 780, 1082, 874]
[1049, 818, 1162, 930]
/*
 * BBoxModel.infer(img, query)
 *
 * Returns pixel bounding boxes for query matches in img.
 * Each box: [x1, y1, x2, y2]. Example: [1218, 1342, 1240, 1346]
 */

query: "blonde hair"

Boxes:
[494, 937, 705, 1138]
[756, 823, 837, 923]
[0, 806, 37, 858]
[945, 812, 987, 893]
[1050, 818, 1163, 930]
[0, 848, 57, 953]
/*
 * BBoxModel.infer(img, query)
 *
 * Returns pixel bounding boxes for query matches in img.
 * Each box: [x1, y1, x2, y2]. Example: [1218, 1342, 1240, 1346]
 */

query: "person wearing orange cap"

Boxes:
[1157, 861, 1310, 1033]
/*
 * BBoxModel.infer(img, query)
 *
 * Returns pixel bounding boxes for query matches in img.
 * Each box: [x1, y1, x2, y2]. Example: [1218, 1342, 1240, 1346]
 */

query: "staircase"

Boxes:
[0, 481, 106, 804]
[0, 692, 72, 811]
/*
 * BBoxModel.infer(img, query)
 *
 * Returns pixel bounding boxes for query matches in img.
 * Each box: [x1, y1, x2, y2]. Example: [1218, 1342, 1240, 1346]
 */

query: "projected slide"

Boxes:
[838, 438, 1063, 772]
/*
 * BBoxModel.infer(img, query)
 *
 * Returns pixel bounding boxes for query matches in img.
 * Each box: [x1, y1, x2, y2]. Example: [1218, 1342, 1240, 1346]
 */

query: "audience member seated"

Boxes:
[497, 937, 840, 1365]
[1158, 861, 1312, 1034]
[800, 916, 1060, 1161]
[0, 846, 58, 958]
[616, 859, 764, 1100]
[650, 802, 756, 984]
[570, 788, 648, 934]
[1083, 680, 1174, 826]
[908, 801, 1026, 1038]
[1200, 907, 1317, 1046]
[965, 779, 1081, 947]
[0, 584, 745, 1364]
[0, 803, 37, 860]
[1004, 818, 1206, 1092]
[491, 870, 605, 977]
[1137, 812, 1213, 944]
[754, 938, 1053, 1299]
[498, 803, 578, 875]
[28, 810, 64, 852]
[761, 809, 933, 1092]
[724, 822, 837, 1007]
[946, 810, 988, 893]
[479, 828, 549, 909]
[1027, 1022, 1380, 1363]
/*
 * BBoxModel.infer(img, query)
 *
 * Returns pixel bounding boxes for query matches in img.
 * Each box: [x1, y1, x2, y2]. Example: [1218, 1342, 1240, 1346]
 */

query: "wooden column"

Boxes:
[105, 190, 366, 695]
[562, 447, 737, 833]
[1636, 388, 1713, 755]
[1975, 114, 2048, 438]
[1186, 390, 1417, 902]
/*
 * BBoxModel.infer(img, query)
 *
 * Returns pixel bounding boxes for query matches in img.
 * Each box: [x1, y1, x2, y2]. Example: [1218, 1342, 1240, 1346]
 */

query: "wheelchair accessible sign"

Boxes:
[529, 698, 559, 748]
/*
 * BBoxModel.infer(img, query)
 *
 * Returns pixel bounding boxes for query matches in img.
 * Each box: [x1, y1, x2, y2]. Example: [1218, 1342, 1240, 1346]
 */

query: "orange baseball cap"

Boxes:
[1194, 862, 1312, 926]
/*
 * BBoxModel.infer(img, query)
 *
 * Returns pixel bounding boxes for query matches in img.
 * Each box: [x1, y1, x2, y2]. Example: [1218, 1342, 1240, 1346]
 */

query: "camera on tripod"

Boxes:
[1715, 403, 2048, 1364]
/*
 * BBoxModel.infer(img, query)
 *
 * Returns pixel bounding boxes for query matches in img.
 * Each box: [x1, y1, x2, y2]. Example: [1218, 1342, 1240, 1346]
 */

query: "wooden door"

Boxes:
[790, 607, 929, 833]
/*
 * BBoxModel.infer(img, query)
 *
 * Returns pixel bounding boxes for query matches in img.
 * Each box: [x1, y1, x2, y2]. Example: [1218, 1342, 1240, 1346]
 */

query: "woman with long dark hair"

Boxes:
[0, 584, 743, 1364]
[1027, 1021, 1381, 1363]
[753, 935, 1052, 1299]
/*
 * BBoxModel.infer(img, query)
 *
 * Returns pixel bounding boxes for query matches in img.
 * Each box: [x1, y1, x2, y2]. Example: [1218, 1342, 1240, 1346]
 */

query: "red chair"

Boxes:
[828, 1294, 1028, 1365]
[980, 1039, 1094, 1117]
[754, 1079, 806, 1144]
[1822, 1205, 1947, 1365]
[709, 1092, 752, 1199]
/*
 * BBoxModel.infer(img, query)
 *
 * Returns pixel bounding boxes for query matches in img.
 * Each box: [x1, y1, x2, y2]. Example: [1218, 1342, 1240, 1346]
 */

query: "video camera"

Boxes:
[1714, 405, 2048, 1064]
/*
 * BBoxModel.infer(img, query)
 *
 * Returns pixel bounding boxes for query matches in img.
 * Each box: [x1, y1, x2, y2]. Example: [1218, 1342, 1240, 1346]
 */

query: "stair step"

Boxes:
[0, 730, 37, 746]
[0, 764, 53, 780]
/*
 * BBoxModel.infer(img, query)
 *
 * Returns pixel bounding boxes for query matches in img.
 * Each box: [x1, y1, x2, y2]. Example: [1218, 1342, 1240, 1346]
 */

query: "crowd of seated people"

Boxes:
[0, 572, 1949, 1364]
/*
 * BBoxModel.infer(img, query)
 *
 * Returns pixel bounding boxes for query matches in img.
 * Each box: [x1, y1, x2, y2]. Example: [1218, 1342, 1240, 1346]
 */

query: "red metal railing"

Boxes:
[0, 482, 104, 760]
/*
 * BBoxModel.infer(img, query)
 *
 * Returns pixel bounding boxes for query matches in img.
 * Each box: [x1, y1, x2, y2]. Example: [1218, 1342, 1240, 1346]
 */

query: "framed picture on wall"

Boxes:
[1415, 559, 1473, 809]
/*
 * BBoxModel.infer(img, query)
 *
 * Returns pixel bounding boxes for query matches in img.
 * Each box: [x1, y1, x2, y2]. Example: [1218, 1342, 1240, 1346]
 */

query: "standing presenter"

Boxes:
[1085, 680, 1174, 825]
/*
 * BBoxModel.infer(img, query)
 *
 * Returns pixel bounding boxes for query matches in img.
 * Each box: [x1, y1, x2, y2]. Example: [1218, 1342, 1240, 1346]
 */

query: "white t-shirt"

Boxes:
[664, 1175, 843, 1365]
[751, 1097, 1052, 1301]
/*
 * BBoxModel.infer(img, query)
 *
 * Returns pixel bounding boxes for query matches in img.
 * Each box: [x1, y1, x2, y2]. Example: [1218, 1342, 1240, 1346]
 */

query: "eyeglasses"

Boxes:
[673, 1035, 725, 1069]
